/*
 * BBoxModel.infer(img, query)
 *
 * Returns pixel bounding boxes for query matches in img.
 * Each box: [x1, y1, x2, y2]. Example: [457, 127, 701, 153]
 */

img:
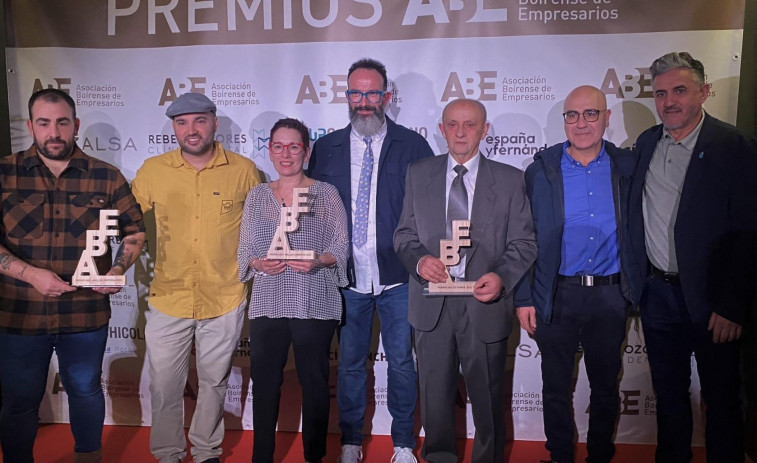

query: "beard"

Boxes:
[349, 104, 386, 137]
[178, 135, 215, 157]
[34, 136, 75, 161]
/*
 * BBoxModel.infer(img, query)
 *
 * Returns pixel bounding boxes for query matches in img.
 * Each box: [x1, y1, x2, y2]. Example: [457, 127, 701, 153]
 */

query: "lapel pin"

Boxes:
[698, 152, 704, 159]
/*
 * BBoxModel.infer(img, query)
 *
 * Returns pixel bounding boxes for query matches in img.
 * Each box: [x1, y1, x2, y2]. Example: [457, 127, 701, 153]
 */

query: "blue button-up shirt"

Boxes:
[558, 141, 619, 276]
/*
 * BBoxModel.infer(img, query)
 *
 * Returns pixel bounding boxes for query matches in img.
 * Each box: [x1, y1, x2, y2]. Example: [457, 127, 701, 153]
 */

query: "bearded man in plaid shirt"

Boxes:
[0, 88, 145, 463]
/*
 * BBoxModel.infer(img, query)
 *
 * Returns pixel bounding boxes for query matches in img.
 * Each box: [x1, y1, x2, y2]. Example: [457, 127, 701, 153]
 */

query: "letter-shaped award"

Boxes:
[72, 209, 126, 287]
[425, 220, 475, 295]
[266, 187, 317, 260]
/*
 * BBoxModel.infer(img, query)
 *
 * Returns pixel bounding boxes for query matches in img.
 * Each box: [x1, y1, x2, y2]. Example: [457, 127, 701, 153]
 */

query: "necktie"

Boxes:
[447, 164, 468, 238]
[354, 136, 373, 248]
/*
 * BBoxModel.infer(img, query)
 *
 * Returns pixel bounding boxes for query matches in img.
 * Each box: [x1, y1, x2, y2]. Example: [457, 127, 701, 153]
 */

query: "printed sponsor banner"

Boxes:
[5, 0, 746, 47]
[11, 2, 744, 445]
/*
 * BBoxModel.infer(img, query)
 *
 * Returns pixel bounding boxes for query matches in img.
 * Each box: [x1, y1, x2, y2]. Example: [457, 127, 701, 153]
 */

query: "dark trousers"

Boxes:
[535, 280, 628, 463]
[415, 297, 508, 463]
[249, 317, 338, 463]
[0, 325, 108, 463]
[641, 276, 744, 463]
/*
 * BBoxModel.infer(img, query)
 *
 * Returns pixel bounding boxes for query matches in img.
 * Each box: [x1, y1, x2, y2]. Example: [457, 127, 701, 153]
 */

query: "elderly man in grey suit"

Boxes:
[394, 99, 537, 463]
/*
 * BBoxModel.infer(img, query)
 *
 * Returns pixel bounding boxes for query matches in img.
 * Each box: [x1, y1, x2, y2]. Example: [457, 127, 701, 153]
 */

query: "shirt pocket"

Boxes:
[68, 193, 110, 238]
[214, 192, 248, 225]
[2, 192, 46, 239]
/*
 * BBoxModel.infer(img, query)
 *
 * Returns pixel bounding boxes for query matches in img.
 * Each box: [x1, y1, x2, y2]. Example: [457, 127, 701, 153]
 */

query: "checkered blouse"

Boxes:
[238, 181, 349, 320]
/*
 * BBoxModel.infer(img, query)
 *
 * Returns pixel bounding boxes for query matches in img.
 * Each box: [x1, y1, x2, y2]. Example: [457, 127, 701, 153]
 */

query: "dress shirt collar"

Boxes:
[561, 140, 607, 168]
[167, 142, 229, 169]
[447, 151, 481, 177]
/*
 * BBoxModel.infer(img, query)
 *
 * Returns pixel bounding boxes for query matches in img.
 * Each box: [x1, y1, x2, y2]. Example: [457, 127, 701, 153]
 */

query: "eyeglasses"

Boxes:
[562, 109, 605, 124]
[269, 142, 304, 155]
[345, 90, 386, 104]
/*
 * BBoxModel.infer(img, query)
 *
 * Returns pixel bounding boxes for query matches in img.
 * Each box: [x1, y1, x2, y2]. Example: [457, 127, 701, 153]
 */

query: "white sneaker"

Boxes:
[338, 444, 363, 463]
[390, 447, 417, 463]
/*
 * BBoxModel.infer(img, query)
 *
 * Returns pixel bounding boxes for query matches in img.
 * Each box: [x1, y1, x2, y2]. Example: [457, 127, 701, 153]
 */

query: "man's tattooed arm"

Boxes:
[0, 252, 18, 270]
[17, 264, 28, 279]
[109, 232, 146, 275]
[0, 244, 75, 296]
[0, 247, 32, 283]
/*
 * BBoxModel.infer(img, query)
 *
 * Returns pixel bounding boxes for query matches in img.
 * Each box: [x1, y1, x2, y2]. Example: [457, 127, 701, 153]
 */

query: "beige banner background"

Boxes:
[4, 0, 747, 446]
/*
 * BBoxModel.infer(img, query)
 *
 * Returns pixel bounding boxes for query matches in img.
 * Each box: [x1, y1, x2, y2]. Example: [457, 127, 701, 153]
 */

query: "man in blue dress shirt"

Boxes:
[515, 86, 635, 463]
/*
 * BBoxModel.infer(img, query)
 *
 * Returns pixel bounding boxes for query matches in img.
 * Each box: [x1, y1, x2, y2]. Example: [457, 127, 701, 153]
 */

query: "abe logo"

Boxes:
[51, 373, 66, 394]
[158, 77, 207, 106]
[32, 78, 72, 94]
[402, 0, 507, 25]
[600, 68, 653, 99]
[583, 389, 640, 415]
[295, 74, 348, 105]
[619, 389, 641, 415]
[441, 71, 498, 102]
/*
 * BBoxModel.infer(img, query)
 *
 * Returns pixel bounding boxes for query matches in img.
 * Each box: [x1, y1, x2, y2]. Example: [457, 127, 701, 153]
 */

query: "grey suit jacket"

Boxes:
[394, 154, 537, 343]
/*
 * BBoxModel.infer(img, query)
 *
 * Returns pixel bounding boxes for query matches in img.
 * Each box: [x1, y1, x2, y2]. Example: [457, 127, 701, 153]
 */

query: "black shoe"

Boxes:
[200, 459, 220, 463]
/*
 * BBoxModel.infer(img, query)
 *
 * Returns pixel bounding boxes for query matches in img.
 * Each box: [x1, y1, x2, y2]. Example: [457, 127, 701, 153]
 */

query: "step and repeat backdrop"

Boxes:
[4, 0, 747, 444]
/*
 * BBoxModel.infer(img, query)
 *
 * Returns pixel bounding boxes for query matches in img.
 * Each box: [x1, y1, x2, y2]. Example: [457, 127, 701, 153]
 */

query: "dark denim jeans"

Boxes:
[337, 284, 417, 449]
[534, 280, 628, 463]
[641, 276, 744, 463]
[0, 324, 108, 463]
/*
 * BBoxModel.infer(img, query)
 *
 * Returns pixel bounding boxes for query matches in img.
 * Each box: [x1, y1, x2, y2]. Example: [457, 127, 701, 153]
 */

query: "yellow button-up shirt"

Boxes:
[132, 143, 261, 319]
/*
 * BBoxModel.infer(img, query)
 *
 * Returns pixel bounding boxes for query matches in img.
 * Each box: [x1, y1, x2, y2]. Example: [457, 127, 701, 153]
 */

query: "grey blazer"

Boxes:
[394, 154, 537, 342]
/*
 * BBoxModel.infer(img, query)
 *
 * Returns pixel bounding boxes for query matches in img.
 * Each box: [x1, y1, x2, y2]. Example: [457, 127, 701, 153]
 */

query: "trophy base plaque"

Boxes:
[72, 274, 127, 287]
[425, 280, 475, 296]
[266, 249, 317, 260]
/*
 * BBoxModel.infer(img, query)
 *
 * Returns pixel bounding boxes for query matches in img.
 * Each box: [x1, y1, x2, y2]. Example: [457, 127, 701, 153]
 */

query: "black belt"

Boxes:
[648, 265, 680, 285]
[556, 273, 621, 287]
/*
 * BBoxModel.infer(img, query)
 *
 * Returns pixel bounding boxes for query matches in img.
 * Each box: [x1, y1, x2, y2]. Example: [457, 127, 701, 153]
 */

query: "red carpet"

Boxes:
[0, 424, 710, 462]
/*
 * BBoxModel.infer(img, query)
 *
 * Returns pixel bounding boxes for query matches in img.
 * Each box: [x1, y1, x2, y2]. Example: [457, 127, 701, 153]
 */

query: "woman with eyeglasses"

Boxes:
[237, 118, 349, 463]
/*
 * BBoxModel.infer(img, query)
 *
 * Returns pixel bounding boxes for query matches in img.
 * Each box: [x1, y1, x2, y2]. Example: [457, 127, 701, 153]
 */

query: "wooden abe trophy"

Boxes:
[72, 209, 126, 287]
[425, 220, 475, 296]
[267, 187, 317, 260]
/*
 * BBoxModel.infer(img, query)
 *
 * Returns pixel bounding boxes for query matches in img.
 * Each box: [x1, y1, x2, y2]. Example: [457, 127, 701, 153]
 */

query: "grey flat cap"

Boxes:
[165, 93, 216, 118]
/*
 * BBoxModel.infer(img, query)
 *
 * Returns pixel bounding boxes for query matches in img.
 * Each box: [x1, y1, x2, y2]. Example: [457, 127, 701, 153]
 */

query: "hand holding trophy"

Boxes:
[425, 219, 474, 296]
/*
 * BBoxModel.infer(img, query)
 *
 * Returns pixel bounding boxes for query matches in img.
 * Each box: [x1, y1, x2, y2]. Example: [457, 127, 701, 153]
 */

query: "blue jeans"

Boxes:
[338, 284, 417, 448]
[0, 324, 108, 462]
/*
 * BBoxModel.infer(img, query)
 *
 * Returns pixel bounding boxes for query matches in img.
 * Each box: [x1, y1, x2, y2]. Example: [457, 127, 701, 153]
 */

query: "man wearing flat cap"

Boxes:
[132, 93, 261, 463]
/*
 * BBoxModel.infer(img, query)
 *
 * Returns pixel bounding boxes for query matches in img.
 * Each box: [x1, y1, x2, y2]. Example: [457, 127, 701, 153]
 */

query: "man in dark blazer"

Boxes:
[627, 51, 757, 462]
[514, 86, 634, 463]
[308, 58, 433, 463]
[394, 99, 536, 463]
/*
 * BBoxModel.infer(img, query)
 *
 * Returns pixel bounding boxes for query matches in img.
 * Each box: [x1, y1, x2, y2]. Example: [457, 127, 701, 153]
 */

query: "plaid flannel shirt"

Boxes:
[0, 146, 145, 335]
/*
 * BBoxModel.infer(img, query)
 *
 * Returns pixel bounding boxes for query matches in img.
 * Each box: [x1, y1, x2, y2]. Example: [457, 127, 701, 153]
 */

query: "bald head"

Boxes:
[440, 98, 490, 164]
[442, 98, 487, 124]
[562, 85, 610, 162]
[563, 85, 607, 113]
